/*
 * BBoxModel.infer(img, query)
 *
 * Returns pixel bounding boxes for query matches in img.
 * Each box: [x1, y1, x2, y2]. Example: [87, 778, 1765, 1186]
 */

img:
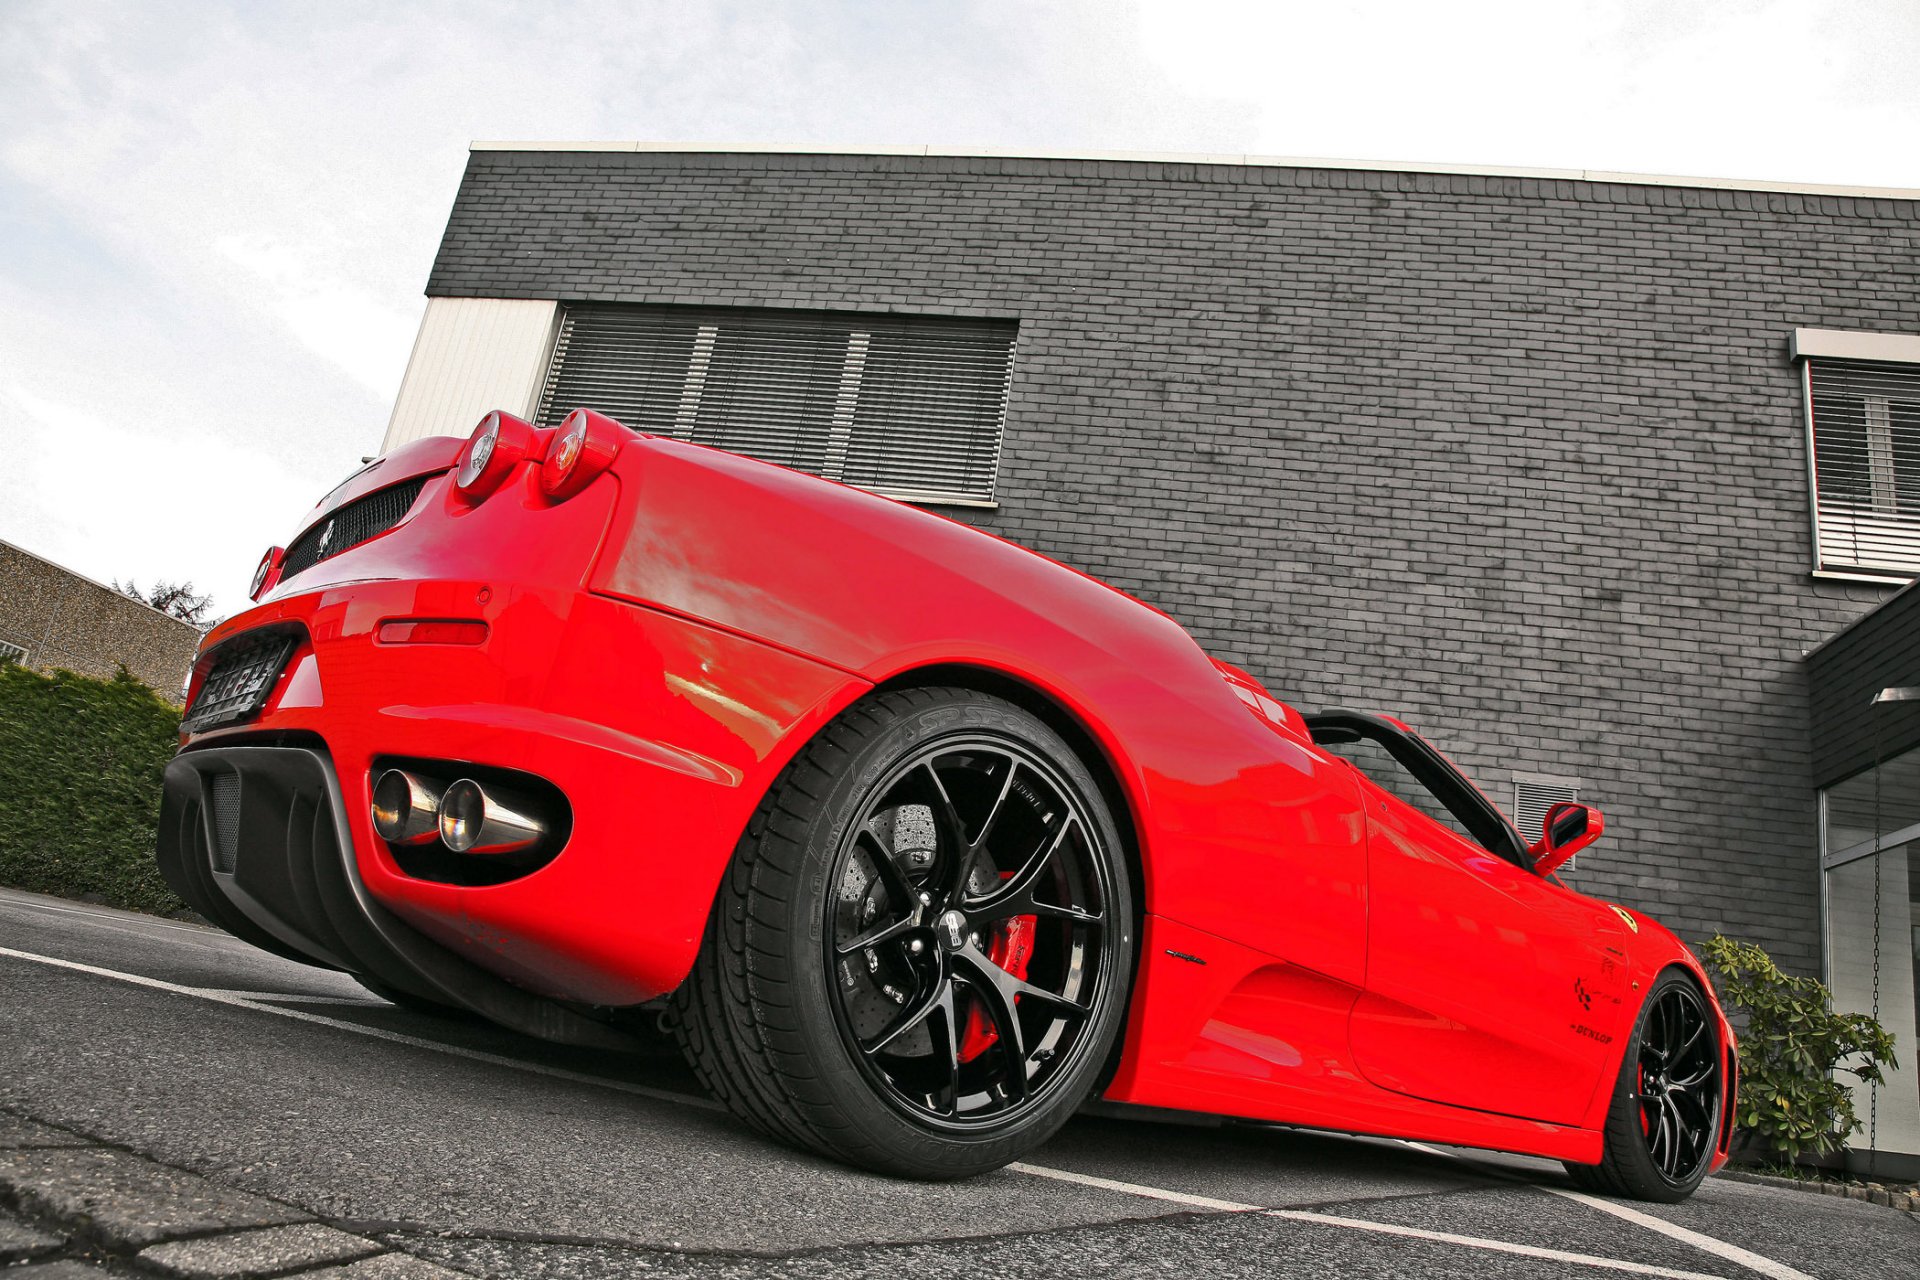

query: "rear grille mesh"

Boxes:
[281, 477, 428, 580]
[210, 772, 241, 874]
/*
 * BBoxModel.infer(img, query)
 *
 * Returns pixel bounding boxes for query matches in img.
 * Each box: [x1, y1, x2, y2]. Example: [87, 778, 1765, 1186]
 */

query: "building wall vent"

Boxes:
[1513, 772, 1581, 864]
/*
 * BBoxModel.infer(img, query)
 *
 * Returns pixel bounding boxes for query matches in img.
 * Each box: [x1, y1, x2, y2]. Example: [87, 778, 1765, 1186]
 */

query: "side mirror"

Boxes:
[1529, 801, 1603, 875]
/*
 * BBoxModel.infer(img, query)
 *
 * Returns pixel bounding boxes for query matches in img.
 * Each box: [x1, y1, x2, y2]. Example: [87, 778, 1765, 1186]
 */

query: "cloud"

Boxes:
[0, 380, 316, 615]
[0, 0, 1913, 616]
[1134, 0, 1920, 184]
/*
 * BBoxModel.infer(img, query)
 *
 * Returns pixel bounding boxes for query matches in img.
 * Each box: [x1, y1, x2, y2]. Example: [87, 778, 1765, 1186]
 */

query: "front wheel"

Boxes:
[1564, 968, 1723, 1201]
[670, 686, 1136, 1178]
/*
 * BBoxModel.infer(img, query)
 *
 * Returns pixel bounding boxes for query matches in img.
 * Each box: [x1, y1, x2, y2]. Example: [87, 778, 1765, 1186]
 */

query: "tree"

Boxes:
[114, 579, 217, 628]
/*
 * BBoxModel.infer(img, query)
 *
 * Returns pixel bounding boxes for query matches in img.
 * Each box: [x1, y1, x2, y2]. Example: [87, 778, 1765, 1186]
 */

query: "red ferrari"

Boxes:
[159, 408, 1734, 1201]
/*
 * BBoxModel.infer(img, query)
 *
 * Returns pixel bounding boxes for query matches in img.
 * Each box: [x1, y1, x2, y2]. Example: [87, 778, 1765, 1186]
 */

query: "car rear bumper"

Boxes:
[164, 579, 865, 1009]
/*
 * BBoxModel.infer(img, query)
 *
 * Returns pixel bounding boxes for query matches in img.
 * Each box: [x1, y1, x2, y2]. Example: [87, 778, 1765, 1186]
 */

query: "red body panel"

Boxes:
[185, 427, 1734, 1170]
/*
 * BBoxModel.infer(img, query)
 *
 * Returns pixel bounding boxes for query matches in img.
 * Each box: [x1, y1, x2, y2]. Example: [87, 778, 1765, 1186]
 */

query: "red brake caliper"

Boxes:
[957, 910, 1035, 1061]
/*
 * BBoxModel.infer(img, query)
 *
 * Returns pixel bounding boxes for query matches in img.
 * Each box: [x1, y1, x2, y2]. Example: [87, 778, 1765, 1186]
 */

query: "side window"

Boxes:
[1321, 737, 1477, 844]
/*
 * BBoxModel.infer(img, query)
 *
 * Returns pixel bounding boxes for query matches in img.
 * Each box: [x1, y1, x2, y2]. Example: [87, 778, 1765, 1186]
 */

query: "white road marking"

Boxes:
[0, 945, 720, 1112]
[1540, 1189, 1816, 1280]
[2, 895, 220, 935]
[1008, 1163, 1735, 1278]
[204, 990, 385, 1005]
[1266, 1209, 1731, 1280]
[1402, 1141, 1816, 1280]
[0, 939, 1820, 1280]
[1008, 1161, 1263, 1211]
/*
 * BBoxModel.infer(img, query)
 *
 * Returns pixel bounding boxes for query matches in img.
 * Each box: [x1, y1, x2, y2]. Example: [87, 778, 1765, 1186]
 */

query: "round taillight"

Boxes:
[249, 546, 284, 601]
[455, 410, 538, 502]
[540, 408, 626, 500]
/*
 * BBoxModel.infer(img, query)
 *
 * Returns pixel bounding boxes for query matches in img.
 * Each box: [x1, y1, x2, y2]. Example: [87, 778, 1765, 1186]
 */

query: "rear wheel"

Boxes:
[1565, 968, 1722, 1202]
[670, 686, 1135, 1177]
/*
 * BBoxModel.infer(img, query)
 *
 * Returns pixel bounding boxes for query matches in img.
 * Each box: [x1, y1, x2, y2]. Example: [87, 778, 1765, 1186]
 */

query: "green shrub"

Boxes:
[0, 663, 185, 914]
[1702, 934, 1897, 1163]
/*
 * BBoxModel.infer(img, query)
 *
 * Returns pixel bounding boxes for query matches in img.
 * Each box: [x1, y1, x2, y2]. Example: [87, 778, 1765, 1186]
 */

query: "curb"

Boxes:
[1718, 1168, 1920, 1216]
[0, 1107, 471, 1278]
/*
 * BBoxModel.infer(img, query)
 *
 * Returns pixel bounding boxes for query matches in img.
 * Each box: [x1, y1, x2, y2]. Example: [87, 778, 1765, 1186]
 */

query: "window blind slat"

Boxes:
[535, 304, 1014, 503]
[1807, 357, 1920, 576]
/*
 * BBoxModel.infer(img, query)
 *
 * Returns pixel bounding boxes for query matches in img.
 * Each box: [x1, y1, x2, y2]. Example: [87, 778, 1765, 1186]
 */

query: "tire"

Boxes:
[1564, 967, 1724, 1202]
[669, 686, 1136, 1178]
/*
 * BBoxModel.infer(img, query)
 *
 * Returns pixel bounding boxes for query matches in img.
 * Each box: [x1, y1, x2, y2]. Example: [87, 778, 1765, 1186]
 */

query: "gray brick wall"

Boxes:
[427, 149, 1920, 975]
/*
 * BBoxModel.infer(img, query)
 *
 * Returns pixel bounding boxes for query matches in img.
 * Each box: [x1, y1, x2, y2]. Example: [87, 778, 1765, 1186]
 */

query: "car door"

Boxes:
[1312, 715, 1625, 1127]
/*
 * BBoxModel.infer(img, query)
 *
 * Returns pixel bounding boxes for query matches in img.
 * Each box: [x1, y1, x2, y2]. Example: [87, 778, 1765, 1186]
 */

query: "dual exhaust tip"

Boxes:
[370, 768, 546, 855]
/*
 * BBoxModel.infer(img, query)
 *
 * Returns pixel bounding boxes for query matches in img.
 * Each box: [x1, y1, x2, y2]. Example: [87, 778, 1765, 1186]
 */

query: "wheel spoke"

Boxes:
[836, 916, 924, 958]
[1663, 1095, 1691, 1173]
[912, 762, 976, 898]
[1675, 1006, 1705, 1058]
[856, 827, 917, 906]
[1669, 1058, 1715, 1089]
[1651, 1103, 1674, 1173]
[862, 957, 950, 1056]
[969, 758, 1022, 854]
[952, 941, 1092, 1024]
[924, 985, 962, 1116]
[957, 968, 1028, 1103]
[968, 814, 1102, 925]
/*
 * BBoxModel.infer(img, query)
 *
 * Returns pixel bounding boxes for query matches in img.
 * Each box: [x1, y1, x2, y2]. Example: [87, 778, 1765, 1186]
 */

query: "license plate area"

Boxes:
[183, 629, 299, 733]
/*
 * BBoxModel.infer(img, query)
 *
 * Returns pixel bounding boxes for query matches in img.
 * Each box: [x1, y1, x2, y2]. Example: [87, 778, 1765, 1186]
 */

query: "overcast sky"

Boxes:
[3, 0, 1916, 617]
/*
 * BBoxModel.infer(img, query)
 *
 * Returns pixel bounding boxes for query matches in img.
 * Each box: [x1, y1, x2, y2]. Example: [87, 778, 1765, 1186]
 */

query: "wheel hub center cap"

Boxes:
[936, 909, 969, 951]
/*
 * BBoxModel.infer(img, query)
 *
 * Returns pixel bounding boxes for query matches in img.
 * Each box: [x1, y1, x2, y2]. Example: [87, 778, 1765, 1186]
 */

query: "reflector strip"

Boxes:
[375, 619, 489, 645]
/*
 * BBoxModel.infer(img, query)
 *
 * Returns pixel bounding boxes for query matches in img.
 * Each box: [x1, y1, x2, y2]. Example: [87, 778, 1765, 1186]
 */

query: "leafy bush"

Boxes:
[0, 663, 185, 914]
[1702, 934, 1897, 1163]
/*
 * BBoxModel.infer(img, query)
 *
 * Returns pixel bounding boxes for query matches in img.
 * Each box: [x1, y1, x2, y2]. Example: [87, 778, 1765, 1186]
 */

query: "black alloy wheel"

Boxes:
[825, 738, 1112, 1128]
[1565, 968, 1723, 1202]
[1635, 982, 1720, 1184]
[670, 686, 1135, 1178]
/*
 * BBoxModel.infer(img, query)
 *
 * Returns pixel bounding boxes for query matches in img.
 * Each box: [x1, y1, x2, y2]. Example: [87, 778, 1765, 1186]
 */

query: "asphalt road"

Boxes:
[1, 887, 1913, 1279]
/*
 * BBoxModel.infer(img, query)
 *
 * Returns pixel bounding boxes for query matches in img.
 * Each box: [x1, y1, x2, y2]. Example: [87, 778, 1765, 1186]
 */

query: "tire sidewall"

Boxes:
[755, 690, 1135, 1175]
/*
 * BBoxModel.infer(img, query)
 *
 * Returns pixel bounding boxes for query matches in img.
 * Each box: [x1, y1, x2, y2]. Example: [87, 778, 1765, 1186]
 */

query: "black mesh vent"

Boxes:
[210, 772, 241, 874]
[281, 477, 428, 580]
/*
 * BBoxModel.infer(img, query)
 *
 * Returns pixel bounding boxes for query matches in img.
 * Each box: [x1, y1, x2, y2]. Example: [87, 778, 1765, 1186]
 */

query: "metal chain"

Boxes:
[1866, 699, 1884, 1183]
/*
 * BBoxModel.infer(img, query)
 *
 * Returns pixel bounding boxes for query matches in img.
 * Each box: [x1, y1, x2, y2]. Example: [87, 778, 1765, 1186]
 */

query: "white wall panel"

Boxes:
[382, 298, 560, 452]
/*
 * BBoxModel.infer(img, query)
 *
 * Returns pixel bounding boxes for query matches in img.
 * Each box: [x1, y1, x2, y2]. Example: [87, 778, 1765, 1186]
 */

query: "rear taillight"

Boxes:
[454, 410, 539, 502]
[540, 408, 625, 500]
[249, 546, 284, 601]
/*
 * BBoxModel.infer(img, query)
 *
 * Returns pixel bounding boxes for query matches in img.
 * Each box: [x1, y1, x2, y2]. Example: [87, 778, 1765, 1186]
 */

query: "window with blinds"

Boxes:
[1806, 358, 1920, 577]
[534, 304, 1016, 505]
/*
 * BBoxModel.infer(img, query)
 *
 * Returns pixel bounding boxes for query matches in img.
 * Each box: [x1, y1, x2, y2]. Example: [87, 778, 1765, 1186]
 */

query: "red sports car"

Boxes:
[159, 408, 1734, 1201]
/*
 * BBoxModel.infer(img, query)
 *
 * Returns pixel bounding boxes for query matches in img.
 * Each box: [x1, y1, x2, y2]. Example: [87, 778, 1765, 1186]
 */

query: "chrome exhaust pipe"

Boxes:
[370, 769, 447, 845]
[437, 778, 546, 855]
